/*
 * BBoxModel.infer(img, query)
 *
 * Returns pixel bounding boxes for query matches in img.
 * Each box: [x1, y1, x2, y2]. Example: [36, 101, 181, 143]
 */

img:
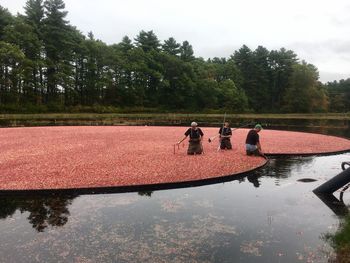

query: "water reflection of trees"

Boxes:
[0, 195, 77, 232]
[244, 157, 315, 188]
[262, 122, 350, 138]
[138, 191, 153, 197]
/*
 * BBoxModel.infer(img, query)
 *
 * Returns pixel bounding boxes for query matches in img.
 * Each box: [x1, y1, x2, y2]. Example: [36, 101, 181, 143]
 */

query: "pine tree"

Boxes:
[180, 41, 194, 62]
[0, 6, 13, 40]
[134, 30, 160, 52]
[162, 37, 181, 56]
[42, 0, 71, 104]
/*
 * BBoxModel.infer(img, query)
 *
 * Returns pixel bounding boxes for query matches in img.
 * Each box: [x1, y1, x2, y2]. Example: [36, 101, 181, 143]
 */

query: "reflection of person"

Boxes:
[247, 174, 261, 188]
[219, 122, 232, 150]
[245, 124, 264, 156]
[177, 122, 204, 155]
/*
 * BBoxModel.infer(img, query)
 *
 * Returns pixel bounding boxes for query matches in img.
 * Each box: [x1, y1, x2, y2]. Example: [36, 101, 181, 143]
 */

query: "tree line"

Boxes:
[0, 0, 348, 113]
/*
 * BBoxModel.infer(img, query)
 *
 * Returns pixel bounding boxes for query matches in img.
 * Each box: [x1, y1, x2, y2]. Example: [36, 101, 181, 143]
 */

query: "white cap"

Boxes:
[191, 122, 198, 127]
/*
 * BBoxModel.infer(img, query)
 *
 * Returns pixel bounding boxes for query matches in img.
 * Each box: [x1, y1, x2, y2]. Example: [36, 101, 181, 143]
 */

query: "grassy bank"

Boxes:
[1, 113, 349, 120]
[0, 113, 348, 128]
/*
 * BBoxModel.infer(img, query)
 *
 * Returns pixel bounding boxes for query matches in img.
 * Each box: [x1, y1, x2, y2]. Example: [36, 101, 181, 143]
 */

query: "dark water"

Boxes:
[0, 127, 350, 262]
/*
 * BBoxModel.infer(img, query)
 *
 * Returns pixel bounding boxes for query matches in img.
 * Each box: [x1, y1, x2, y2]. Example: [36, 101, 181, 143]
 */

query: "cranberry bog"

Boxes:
[1, 126, 350, 192]
[1, 125, 350, 262]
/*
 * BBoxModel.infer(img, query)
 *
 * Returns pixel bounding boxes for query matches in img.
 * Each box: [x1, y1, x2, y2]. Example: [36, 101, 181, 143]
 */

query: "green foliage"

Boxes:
[218, 80, 248, 112]
[162, 37, 181, 56]
[326, 78, 350, 112]
[134, 30, 160, 52]
[326, 215, 350, 261]
[0, 6, 13, 40]
[282, 62, 328, 113]
[233, 46, 299, 112]
[119, 35, 133, 52]
[0, 41, 26, 104]
[24, 0, 44, 31]
[180, 40, 194, 62]
[0, 0, 343, 114]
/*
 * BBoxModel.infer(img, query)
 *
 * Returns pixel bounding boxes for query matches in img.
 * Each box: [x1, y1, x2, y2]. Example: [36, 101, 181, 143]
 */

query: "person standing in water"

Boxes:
[245, 124, 265, 157]
[177, 122, 204, 155]
[219, 122, 232, 150]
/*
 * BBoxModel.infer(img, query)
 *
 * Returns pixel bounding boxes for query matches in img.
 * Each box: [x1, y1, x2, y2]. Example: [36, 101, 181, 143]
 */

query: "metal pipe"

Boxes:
[313, 163, 350, 194]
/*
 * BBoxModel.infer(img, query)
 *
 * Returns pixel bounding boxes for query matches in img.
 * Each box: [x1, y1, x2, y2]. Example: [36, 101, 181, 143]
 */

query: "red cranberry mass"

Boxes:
[0, 126, 349, 191]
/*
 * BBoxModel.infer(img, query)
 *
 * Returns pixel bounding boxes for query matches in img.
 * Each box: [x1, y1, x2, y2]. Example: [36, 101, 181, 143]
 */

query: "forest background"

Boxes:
[0, 0, 349, 114]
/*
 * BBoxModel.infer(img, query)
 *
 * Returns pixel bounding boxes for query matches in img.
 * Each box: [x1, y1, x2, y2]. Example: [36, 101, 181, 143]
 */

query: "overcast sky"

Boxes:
[2, 0, 350, 82]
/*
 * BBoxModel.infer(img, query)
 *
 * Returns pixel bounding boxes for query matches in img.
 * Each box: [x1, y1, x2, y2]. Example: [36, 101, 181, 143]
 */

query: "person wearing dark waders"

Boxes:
[219, 122, 232, 150]
[245, 124, 265, 157]
[177, 122, 204, 155]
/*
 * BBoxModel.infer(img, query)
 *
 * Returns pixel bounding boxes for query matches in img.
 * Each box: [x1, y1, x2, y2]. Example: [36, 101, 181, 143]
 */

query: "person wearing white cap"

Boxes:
[177, 122, 204, 155]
